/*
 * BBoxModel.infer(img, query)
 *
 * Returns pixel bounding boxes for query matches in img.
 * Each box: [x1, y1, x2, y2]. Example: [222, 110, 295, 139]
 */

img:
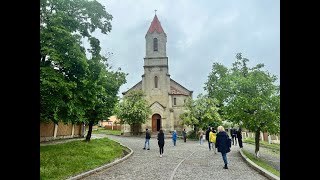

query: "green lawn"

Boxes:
[40, 138, 125, 180]
[243, 137, 280, 150]
[91, 128, 122, 135]
[242, 149, 280, 177]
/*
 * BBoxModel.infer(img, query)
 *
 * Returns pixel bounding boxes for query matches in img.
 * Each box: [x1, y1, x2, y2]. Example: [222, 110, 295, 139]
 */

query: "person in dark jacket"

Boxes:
[157, 129, 165, 157]
[143, 128, 151, 150]
[182, 129, 187, 142]
[205, 127, 212, 150]
[172, 130, 177, 146]
[231, 128, 237, 145]
[216, 125, 231, 169]
[236, 128, 243, 148]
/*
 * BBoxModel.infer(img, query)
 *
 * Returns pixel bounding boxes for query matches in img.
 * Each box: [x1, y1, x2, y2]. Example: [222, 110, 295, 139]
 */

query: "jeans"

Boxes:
[159, 144, 164, 154]
[207, 140, 212, 150]
[173, 139, 176, 146]
[238, 138, 243, 148]
[221, 152, 228, 165]
[232, 135, 237, 145]
[199, 137, 203, 144]
[211, 142, 216, 153]
[144, 139, 150, 149]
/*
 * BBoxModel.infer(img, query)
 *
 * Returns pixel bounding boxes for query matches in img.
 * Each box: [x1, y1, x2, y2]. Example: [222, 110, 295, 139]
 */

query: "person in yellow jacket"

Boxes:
[209, 128, 217, 154]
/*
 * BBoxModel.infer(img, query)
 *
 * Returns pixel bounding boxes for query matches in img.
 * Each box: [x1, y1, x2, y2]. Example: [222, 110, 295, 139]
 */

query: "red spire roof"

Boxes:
[147, 15, 165, 33]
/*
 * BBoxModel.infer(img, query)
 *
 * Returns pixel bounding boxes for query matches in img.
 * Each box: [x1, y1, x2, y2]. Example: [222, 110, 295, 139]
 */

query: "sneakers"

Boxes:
[147, 148, 150, 150]
[160, 154, 162, 158]
[223, 164, 228, 169]
[143, 148, 146, 150]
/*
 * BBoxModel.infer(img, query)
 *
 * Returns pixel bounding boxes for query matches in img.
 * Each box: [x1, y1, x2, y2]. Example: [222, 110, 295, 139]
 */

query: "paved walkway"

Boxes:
[79, 135, 268, 180]
[242, 142, 280, 171]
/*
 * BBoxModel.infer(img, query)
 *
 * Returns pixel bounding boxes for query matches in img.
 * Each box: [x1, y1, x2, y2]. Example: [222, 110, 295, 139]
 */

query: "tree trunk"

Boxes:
[255, 128, 260, 158]
[85, 121, 94, 141]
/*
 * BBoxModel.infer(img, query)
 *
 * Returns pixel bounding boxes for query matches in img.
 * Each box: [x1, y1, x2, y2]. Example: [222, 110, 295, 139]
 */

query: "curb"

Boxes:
[65, 141, 134, 180]
[239, 149, 280, 180]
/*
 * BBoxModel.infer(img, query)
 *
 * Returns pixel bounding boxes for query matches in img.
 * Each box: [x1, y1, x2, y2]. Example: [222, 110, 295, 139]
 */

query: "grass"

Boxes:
[242, 149, 280, 177]
[243, 137, 280, 150]
[91, 127, 122, 135]
[40, 138, 125, 180]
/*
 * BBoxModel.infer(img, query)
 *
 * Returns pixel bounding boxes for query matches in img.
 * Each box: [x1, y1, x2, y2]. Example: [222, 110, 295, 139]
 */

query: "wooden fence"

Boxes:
[40, 122, 84, 142]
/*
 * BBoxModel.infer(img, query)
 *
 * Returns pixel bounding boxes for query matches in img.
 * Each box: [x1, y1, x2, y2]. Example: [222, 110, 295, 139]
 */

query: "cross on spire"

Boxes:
[154, 9, 157, 15]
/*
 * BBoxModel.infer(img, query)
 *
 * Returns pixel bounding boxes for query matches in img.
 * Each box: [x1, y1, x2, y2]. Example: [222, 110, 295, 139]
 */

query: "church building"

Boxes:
[122, 14, 193, 135]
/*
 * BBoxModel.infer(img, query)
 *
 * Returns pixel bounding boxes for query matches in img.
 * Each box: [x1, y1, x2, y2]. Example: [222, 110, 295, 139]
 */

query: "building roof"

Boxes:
[169, 78, 193, 96]
[147, 15, 165, 34]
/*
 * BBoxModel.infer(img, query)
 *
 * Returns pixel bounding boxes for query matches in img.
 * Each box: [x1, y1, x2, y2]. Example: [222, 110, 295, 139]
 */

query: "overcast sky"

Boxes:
[92, 0, 280, 98]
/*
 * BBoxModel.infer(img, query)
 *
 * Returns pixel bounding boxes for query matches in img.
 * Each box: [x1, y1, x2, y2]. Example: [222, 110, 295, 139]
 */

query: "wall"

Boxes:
[40, 122, 84, 142]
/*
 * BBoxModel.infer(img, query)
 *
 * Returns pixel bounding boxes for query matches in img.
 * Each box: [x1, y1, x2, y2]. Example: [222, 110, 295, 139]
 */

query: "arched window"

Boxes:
[154, 76, 158, 88]
[173, 97, 177, 105]
[153, 38, 158, 51]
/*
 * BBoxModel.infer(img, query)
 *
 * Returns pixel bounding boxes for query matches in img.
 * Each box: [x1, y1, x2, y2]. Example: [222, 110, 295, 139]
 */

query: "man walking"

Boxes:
[143, 128, 151, 150]
[206, 127, 212, 150]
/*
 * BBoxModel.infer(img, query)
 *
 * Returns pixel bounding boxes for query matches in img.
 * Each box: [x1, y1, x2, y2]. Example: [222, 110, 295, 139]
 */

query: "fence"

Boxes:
[40, 122, 84, 142]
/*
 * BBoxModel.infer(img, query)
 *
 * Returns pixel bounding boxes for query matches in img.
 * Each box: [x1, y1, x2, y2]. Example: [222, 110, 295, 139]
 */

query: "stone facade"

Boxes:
[122, 15, 193, 135]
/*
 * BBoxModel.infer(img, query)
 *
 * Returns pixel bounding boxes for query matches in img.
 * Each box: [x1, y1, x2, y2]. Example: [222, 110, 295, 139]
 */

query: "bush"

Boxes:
[187, 130, 198, 140]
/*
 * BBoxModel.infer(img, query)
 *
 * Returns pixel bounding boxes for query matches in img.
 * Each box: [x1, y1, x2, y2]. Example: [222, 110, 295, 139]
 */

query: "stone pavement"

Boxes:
[242, 142, 280, 171]
[80, 135, 268, 180]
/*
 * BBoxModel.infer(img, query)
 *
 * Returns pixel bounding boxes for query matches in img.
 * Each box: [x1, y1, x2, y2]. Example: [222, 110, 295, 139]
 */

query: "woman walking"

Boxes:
[157, 129, 165, 157]
[182, 129, 187, 142]
[209, 128, 217, 154]
[215, 126, 231, 169]
[198, 129, 204, 145]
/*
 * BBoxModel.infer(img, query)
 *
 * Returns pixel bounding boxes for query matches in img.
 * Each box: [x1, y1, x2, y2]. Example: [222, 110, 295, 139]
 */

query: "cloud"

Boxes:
[94, 0, 280, 97]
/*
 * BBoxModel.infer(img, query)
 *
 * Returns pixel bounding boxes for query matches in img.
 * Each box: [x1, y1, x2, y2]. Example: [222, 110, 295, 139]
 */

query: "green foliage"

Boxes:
[186, 130, 198, 140]
[180, 94, 222, 130]
[40, 0, 127, 131]
[204, 53, 280, 153]
[115, 90, 152, 125]
[40, 138, 124, 180]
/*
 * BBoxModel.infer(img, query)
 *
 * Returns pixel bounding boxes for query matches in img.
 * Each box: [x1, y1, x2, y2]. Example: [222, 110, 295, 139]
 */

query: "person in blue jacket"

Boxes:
[216, 125, 231, 169]
[172, 129, 177, 146]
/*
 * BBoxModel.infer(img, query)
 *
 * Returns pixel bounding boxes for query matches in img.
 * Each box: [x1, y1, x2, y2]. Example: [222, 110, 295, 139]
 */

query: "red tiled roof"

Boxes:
[147, 15, 165, 33]
[170, 86, 189, 96]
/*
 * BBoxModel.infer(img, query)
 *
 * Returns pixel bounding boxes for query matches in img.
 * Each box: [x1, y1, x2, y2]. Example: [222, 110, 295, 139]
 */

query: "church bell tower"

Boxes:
[142, 13, 170, 106]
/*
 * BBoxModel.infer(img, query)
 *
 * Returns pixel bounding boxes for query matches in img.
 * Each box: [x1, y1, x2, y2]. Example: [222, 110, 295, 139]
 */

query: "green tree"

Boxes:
[83, 39, 126, 141]
[205, 53, 280, 157]
[115, 90, 152, 135]
[180, 94, 222, 132]
[40, 0, 126, 141]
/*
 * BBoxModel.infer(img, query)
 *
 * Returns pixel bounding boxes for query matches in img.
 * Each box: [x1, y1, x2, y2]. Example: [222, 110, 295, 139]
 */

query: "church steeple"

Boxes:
[145, 14, 167, 58]
[147, 15, 165, 34]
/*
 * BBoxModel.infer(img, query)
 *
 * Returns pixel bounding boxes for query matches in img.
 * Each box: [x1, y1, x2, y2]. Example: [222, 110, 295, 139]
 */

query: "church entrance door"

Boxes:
[152, 114, 161, 132]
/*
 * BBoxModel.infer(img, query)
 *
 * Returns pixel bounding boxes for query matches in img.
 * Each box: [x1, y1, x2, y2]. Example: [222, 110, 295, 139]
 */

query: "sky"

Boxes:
[91, 0, 280, 98]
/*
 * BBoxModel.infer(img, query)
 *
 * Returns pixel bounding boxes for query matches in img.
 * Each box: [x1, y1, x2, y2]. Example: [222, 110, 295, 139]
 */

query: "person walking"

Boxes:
[198, 129, 204, 145]
[206, 127, 212, 150]
[231, 128, 237, 146]
[182, 129, 187, 142]
[236, 128, 243, 148]
[216, 126, 231, 169]
[157, 129, 165, 157]
[143, 128, 151, 150]
[172, 129, 177, 146]
[209, 128, 217, 154]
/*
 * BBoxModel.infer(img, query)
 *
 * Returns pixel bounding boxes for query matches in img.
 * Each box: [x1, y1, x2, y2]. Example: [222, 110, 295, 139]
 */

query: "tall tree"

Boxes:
[205, 53, 280, 157]
[114, 90, 152, 135]
[40, 0, 126, 141]
[180, 94, 222, 132]
[83, 38, 126, 141]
